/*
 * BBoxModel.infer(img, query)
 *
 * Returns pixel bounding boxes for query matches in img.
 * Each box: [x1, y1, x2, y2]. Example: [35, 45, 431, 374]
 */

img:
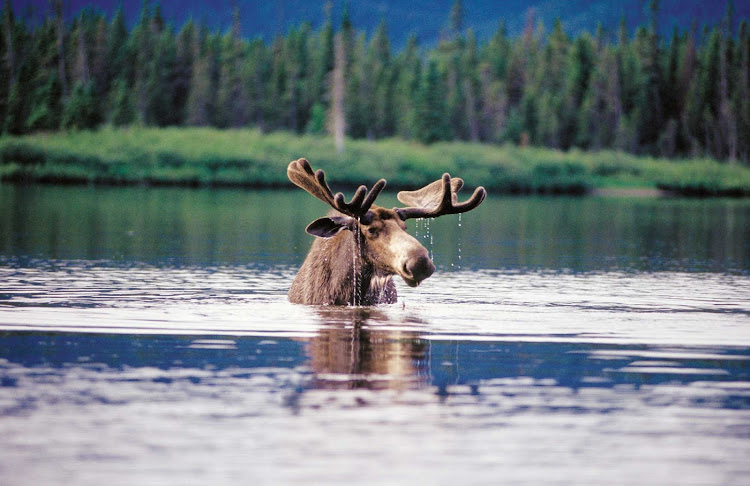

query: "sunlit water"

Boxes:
[1, 186, 749, 484]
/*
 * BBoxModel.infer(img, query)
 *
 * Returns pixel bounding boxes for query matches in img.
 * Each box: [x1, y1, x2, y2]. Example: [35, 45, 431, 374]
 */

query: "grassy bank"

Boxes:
[1, 127, 749, 196]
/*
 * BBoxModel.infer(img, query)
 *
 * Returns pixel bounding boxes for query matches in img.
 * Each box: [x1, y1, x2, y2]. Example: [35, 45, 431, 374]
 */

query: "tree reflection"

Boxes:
[306, 308, 428, 390]
[2, 186, 748, 272]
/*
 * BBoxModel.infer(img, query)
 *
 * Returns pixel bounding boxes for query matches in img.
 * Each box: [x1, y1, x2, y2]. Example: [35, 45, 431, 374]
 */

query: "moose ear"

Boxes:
[305, 216, 354, 238]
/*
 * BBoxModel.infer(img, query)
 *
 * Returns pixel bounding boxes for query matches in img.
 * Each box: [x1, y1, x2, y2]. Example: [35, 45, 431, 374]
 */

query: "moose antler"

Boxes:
[287, 158, 386, 222]
[395, 173, 486, 220]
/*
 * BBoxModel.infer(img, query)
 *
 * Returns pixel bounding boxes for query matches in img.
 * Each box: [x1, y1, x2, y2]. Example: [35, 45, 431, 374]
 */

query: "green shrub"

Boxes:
[0, 143, 46, 166]
[0, 127, 748, 196]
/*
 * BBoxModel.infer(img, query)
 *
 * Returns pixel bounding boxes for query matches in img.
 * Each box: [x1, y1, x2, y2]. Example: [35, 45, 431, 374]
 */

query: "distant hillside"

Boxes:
[10, 0, 748, 47]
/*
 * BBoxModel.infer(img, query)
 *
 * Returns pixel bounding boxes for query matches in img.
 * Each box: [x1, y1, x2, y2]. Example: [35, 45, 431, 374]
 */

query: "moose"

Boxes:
[307, 308, 428, 390]
[287, 158, 486, 305]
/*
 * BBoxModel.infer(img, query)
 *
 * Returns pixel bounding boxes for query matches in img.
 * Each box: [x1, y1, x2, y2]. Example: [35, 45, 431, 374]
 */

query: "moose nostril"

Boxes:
[402, 262, 413, 278]
[406, 255, 435, 282]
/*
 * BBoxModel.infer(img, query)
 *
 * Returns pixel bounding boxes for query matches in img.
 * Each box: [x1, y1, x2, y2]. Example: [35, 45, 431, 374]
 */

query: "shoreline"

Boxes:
[591, 187, 667, 198]
[2, 179, 744, 199]
[2, 127, 749, 198]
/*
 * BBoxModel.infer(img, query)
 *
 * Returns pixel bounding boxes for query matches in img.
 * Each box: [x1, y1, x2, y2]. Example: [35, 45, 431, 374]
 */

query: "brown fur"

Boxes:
[288, 207, 429, 305]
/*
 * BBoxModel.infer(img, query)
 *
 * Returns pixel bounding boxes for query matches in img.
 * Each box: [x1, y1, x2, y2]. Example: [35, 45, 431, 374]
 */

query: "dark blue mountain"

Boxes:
[9, 0, 748, 47]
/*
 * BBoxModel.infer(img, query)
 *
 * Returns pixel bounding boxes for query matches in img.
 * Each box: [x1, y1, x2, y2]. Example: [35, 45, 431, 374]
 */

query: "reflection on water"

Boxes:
[0, 265, 746, 484]
[1, 185, 750, 484]
[307, 308, 428, 390]
[1, 314, 749, 484]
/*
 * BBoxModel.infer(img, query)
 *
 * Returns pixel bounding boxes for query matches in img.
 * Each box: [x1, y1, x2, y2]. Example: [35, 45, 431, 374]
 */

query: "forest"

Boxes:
[1, 0, 749, 164]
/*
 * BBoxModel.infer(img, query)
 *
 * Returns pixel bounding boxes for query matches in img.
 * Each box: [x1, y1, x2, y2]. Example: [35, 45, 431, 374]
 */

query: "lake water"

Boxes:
[1, 185, 749, 485]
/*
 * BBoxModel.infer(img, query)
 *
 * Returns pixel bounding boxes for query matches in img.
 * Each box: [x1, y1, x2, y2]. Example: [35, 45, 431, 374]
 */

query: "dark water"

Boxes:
[2, 185, 748, 272]
[0, 185, 749, 484]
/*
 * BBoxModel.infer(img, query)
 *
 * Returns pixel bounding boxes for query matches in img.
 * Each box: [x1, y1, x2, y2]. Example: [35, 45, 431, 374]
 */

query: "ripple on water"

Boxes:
[0, 261, 749, 485]
[0, 262, 749, 347]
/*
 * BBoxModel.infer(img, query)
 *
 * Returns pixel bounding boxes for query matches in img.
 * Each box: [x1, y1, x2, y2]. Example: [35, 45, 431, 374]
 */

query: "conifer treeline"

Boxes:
[1, 1, 749, 163]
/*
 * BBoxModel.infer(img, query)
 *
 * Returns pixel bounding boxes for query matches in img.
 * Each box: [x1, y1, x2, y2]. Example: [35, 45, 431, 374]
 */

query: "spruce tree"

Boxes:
[345, 32, 367, 139]
[61, 81, 96, 130]
[173, 19, 196, 125]
[109, 78, 135, 126]
[392, 34, 420, 139]
[561, 34, 594, 149]
[308, 4, 333, 114]
[216, 9, 251, 129]
[463, 30, 480, 142]
[305, 102, 326, 134]
[145, 28, 176, 126]
[1, 0, 748, 163]
[415, 60, 450, 144]
[185, 25, 214, 126]
[370, 19, 394, 138]
[24, 18, 63, 132]
[106, 8, 128, 85]
[2, 1, 25, 134]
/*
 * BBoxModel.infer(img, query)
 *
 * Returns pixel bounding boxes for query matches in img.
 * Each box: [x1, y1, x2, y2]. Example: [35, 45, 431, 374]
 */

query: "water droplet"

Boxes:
[457, 214, 462, 270]
[352, 223, 361, 306]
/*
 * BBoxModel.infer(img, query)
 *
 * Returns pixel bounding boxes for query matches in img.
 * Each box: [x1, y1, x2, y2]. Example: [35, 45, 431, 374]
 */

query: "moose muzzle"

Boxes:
[400, 252, 435, 287]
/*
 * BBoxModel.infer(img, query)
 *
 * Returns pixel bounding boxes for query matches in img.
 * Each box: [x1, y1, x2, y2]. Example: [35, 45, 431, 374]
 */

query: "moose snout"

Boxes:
[401, 254, 435, 287]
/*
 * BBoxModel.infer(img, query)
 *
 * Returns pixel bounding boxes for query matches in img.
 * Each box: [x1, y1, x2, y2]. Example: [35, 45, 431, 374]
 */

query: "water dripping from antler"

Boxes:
[457, 213, 462, 270]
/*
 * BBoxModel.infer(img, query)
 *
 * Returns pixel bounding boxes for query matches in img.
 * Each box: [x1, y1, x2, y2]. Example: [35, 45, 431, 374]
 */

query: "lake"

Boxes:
[1, 184, 749, 485]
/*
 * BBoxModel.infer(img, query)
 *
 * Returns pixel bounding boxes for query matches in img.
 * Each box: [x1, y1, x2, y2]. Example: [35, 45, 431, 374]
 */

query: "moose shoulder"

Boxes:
[287, 158, 486, 306]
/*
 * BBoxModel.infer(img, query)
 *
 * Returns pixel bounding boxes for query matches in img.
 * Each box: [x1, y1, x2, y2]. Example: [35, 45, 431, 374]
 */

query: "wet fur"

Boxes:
[288, 225, 398, 305]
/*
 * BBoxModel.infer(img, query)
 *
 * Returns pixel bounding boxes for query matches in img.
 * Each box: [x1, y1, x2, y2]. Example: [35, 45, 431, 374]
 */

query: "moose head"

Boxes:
[287, 158, 486, 305]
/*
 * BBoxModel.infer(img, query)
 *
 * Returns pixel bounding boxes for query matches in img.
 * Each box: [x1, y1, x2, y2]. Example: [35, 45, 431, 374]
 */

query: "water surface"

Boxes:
[0, 185, 749, 484]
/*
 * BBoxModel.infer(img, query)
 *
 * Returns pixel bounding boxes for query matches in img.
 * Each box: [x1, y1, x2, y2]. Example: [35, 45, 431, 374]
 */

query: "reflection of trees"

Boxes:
[3, 186, 748, 272]
[306, 308, 428, 390]
[437, 197, 750, 272]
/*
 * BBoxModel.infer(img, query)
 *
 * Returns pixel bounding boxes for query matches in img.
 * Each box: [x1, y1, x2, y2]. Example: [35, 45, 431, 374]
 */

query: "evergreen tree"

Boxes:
[90, 16, 109, 102]
[578, 32, 622, 150]
[415, 60, 450, 144]
[282, 24, 308, 132]
[266, 35, 287, 130]
[561, 33, 594, 149]
[478, 21, 510, 142]
[26, 73, 63, 132]
[53, 0, 68, 98]
[296, 22, 313, 130]
[345, 32, 367, 138]
[1, 2, 25, 133]
[463, 30, 480, 142]
[24, 18, 63, 131]
[246, 38, 269, 130]
[1, 1, 748, 163]
[173, 19, 196, 125]
[130, 3, 148, 123]
[216, 9, 251, 128]
[108, 78, 135, 126]
[145, 28, 176, 126]
[736, 21, 749, 161]
[305, 102, 326, 134]
[309, 6, 333, 115]
[61, 81, 96, 130]
[663, 28, 682, 123]
[106, 8, 128, 85]
[369, 19, 394, 138]
[634, 0, 664, 150]
[449, 0, 464, 38]
[185, 24, 215, 126]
